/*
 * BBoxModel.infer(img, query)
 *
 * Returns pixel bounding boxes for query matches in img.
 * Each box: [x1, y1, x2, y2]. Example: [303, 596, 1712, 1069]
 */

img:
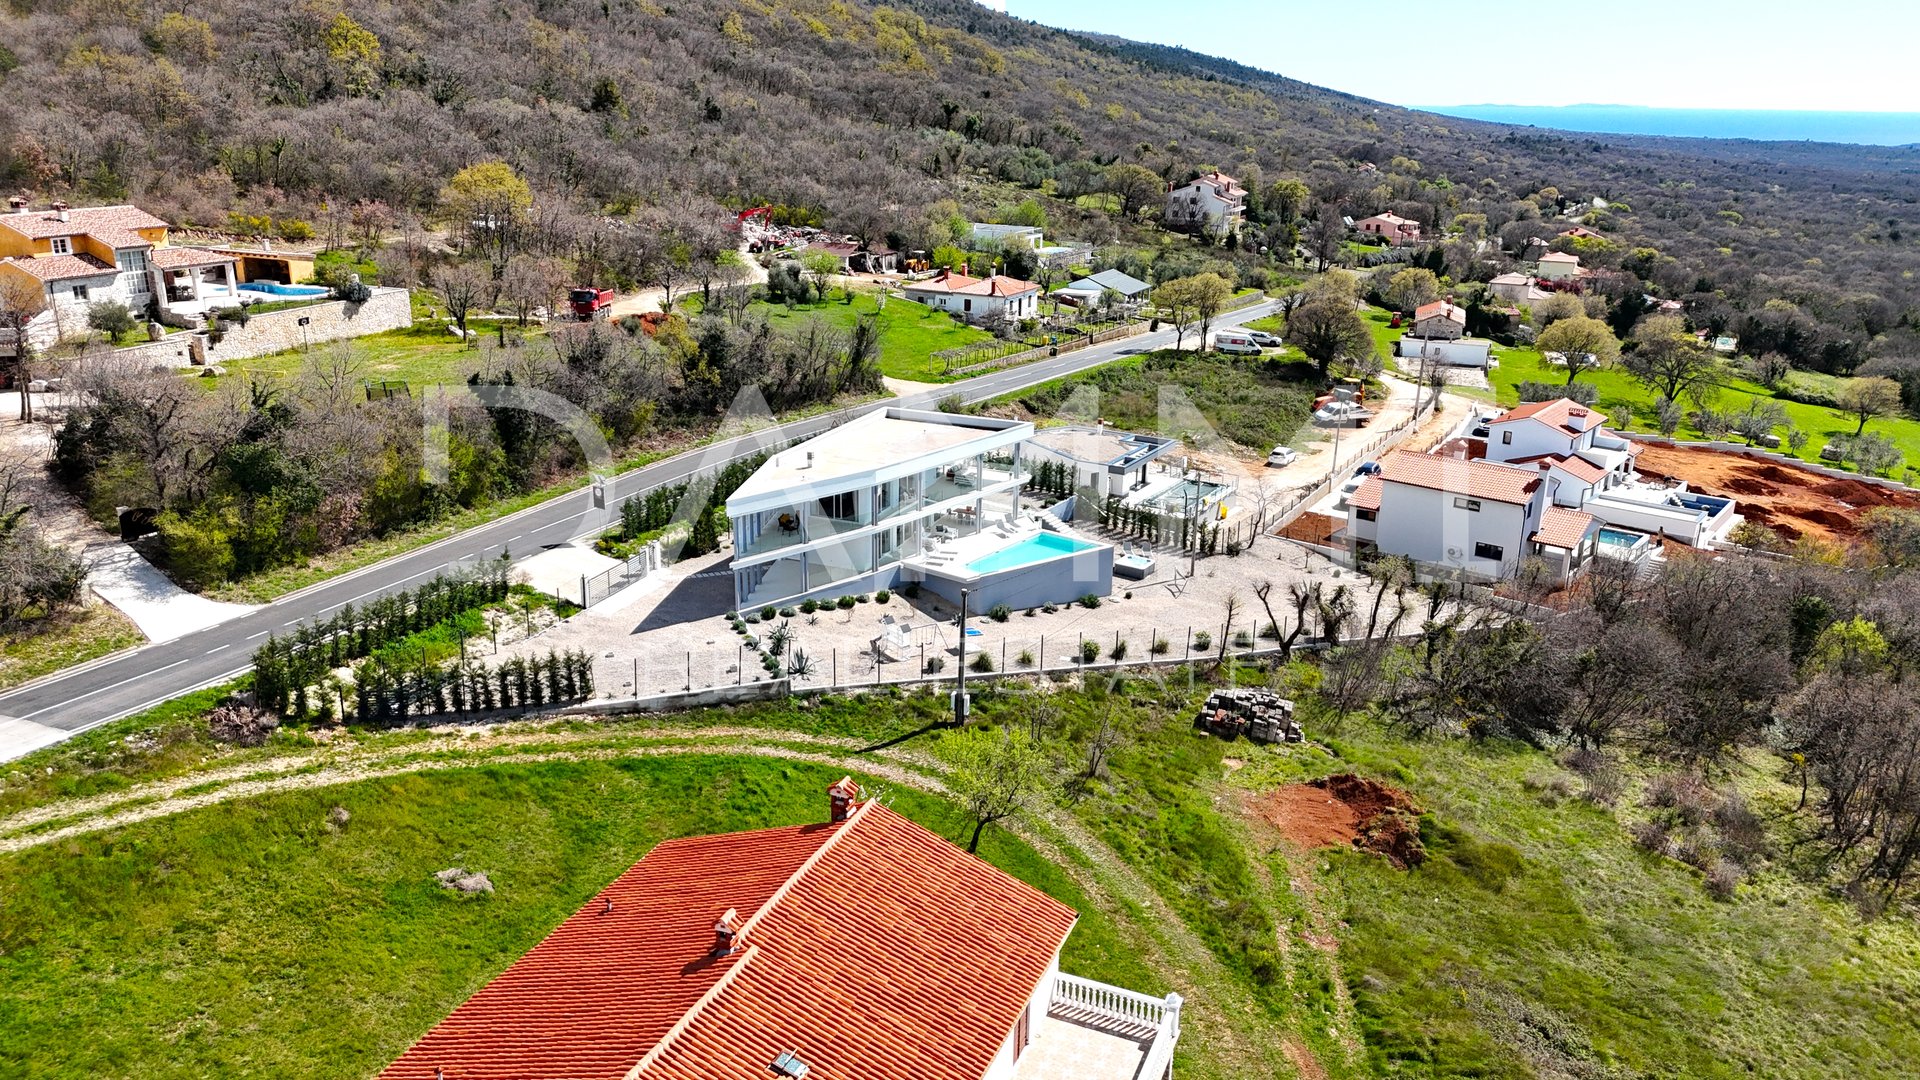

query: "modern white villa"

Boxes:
[378, 779, 1183, 1080]
[726, 409, 1113, 611]
[1343, 397, 1740, 581]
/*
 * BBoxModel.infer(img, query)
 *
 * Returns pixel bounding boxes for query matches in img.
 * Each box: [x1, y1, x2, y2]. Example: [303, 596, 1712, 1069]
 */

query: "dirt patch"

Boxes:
[1632, 442, 1920, 545]
[1283, 1036, 1329, 1080]
[1276, 511, 1340, 545]
[1255, 773, 1424, 867]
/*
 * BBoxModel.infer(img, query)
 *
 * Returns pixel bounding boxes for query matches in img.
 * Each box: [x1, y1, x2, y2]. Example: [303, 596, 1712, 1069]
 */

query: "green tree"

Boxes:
[1286, 298, 1376, 376]
[1838, 375, 1904, 435]
[1535, 315, 1620, 386]
[1808, 617, 1889, 676]
[946, 726, 1053, 853]
[87, 300, 137, 345]
[1104, 163, 1163, 219]
[1384, 267, 1441, 312]
[1624, 313, 1719, 402]
[439, 162, 533, 273]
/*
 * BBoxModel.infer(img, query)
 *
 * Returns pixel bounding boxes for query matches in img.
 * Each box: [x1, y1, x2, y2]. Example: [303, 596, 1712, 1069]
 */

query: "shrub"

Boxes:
[1079, 639, 1101, 663]
[207, 703, 278, 746]
[1193, 630, 1213, 651]
[1017, 649, 1035, 667]
[1704, 859, 1743, 900]
[743, 612, 760, 624]
[800, 599, 819, 614]
[1151, 637, 1171, 655]
[1078, 594, 1102, 609]
[1042, 602, 1059, 614]
[1024, 607, 1037, 617]
[923, 655, 946, 674]
[1233, 630, 1254, 648]
[970, 651, 994, 673]
[989, 603, 1012, 623]
[779, 606, 798, 618]
[837, 595, 856, 610]
[855, 593, 870, 603]
[1519, 379, 1598, 405]
[1259, 620, 1280, 640]
[1108, 639, 1128, 661]
[902, 582, 921, 599]
[875, 589, 891, 603]
[1630, 819, 1671, 855]
[759, 605, 776, 620]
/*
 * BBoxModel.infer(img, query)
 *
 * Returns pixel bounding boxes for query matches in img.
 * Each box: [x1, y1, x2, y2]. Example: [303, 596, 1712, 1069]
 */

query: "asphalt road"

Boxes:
[0, 301, 1276, 756]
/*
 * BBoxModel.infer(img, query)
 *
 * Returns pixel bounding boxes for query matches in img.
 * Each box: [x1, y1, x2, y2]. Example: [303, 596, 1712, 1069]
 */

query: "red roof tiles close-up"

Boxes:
[1378, 450, 1542, 505]
[378, 791, 1077, 1080]
[0, 204, 168, 240]
[0, 253, 118, 281]
[1533, 506, 1598, 549]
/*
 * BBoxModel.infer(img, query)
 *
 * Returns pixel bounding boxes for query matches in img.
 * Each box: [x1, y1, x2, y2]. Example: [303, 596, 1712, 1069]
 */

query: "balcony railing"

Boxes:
[1051, 972, 1182, 1080]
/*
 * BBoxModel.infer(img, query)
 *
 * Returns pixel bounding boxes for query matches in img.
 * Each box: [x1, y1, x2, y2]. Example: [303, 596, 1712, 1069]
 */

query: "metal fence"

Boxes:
[580, 540, 664, 607]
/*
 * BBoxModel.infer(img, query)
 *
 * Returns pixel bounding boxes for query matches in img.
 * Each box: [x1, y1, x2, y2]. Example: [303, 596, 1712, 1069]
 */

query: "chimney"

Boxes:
[827, 775, 860, 823]
[6, 195, 25, 214]
[712, 908, 744, 956]
[57, 210, 69, 223]
[262, 237, 272, 252]
[1566, 407, 1592, 432]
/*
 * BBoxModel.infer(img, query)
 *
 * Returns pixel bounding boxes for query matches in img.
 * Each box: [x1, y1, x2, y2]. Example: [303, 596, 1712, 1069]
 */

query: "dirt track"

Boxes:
[1632, 442, 1920, 544]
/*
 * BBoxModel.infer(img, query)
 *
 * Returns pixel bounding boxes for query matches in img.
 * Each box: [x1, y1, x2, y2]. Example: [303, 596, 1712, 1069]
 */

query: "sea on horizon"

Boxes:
[1416, 104, 1920, 147]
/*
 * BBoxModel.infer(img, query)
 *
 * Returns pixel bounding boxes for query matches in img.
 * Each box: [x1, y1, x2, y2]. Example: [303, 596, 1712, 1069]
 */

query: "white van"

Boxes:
[1211, 330, 1261, 355]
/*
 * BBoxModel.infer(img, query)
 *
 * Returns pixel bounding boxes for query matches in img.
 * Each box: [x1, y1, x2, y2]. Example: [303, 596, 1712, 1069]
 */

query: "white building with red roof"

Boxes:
[1343, 450, 1597, 580]
[378, 779, 1182, 1080]
[1535, 250, 1583, 282]
[1163, 171, 1247, 234]
[1409, 300, 1467, 340]
[902, 269, 1040, 325]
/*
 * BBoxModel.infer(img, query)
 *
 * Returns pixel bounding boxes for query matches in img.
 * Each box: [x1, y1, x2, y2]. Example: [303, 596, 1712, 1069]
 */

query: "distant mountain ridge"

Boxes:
[1415, 103, 1920, 146]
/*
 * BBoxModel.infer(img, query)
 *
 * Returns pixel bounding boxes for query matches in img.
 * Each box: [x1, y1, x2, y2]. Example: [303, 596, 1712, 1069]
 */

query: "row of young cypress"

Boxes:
[349, 649, 595, 725]
[252, 557, 512, 715]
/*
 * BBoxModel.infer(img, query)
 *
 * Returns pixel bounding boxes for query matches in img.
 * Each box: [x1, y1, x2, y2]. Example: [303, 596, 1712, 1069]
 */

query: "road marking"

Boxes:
[247, 631, 270, 640]
[205, 644, 230, 655]
[19, 658, 192, 720]
[506, 534, 523, 543]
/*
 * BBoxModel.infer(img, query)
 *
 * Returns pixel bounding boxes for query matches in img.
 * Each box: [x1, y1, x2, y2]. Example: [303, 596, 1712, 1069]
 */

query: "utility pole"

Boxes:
[953, 588, 970, 726]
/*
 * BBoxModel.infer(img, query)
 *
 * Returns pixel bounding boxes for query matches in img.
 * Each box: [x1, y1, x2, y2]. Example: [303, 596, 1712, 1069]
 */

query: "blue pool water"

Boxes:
[966, 533, 1098, 574]
[244, 281, 329, 297]
[1597, 527, 1642, 547]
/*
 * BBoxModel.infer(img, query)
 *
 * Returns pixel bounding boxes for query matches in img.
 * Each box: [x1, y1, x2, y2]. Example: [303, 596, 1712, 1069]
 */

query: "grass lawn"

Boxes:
[992, 349, 1320, 451]
[0, 752, 1154, 1079]
[0, 604, 143, 691]
[211, 319, 537, 391]
[4, 665, 1917, 1079]
[687, 290, 993, 383]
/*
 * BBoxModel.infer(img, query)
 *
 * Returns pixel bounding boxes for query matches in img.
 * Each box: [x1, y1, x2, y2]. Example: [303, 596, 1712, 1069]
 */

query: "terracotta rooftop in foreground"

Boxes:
[1533, 505, 1598, 549]
[378, 794, 1078, 1080]
[0, 203, 169, 239]
[1379, 450, 1542, 505]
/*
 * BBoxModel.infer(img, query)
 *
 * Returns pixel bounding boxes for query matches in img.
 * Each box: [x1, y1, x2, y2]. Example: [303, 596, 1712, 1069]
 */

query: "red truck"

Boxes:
[569, 286, 615, 319]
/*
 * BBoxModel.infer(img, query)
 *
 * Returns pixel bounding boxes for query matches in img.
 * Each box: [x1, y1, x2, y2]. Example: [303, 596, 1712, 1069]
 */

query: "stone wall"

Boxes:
[96, 286, 414, 369]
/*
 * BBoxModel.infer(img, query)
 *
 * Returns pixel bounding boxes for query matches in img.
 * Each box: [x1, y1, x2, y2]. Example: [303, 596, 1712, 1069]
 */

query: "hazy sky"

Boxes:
[999, 0, 1920, 112]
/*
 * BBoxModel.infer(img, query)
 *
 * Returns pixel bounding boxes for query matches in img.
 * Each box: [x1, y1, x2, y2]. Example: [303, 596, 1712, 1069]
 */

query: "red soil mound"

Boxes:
[1257, 773, 1425, 867]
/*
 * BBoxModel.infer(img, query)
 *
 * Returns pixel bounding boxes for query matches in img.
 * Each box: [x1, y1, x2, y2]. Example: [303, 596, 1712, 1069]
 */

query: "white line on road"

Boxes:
[205, 644, 230, 654]
[247, 631, 270, 640]
[19, 658, 192, 720]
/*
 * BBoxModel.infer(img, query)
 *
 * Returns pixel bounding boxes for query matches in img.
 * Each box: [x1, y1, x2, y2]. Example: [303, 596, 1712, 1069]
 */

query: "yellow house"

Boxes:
[0, 198, 242, 348]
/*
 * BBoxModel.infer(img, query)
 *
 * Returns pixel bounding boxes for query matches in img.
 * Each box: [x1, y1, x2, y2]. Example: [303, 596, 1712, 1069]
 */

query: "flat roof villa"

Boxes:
[1025, 424, 1177, 498]
[726, 409, 1114, 611]
[378, 779, 1184, 1080]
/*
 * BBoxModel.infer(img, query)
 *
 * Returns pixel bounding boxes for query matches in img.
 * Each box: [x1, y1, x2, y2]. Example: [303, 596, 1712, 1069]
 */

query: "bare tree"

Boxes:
[0, 275, 47, 421]
[434, 262, 490, 338]
[1838, 376, 1904, 436]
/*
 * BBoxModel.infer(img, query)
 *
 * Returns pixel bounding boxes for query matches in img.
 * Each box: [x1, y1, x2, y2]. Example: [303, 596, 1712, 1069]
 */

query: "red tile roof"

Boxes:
[0, 253, 117, 282]
[149, 246, 234, 270]
[1413, 300, 1466, 325]
[0, 204, 168, 240]
[1349, 475, 1384, 511]
[379, 797, 1077, 1080]
[1533, 505, 1597, 549]
[1538, 251, 1580, 264]
[1359, 212, 1417, 228]
[907, 270, 1038, 298]
[1512, 453, 1608, 485]
[1379, 450, 1542, 505]
[1494, 398, 1598, 438]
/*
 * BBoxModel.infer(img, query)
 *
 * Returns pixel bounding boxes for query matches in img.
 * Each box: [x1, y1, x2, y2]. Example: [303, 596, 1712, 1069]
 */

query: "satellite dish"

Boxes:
[1446, 546, 1464, 560]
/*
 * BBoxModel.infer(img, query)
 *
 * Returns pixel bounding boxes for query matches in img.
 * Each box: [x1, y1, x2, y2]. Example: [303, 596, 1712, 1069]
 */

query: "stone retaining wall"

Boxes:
[103, 287, 413, 369]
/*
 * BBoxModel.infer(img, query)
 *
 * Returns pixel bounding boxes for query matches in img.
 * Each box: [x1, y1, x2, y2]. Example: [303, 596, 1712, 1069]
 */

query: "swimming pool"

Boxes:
[1598, 527, 1644, 547]
[965, 533, 1099, 574]
[243, 281, 329, 297]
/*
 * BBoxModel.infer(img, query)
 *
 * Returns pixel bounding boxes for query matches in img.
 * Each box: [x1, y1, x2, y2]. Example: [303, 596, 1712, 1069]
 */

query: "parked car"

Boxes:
[1313, 401, 1373, 426]
[1211, 330, 1261, 355]
[1266, 445, 1299, 467]
[1334, 475, 1367, 507]
[1245, 329, 1282, 348]
[1353, 460, 1381, 476]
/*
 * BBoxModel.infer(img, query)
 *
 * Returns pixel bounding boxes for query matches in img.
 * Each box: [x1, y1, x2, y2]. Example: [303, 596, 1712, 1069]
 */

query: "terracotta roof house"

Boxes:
[1557, 225, 1604, 240]
[378, 780, 1183, 1080]
[1163, 171, 1247, 234]
[1487, 272, 1549, 305]
[902, 270, 1040, 325]
[1535, 250, 1583, 281]
[1355, 212, 1422, 244]
[1409, 300, 1467, 340]
[0, 198, 241, 351]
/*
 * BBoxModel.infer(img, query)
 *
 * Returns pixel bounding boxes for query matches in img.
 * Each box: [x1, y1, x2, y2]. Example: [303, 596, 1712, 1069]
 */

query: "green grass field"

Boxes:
[210, 318, 534, 391]
[3, 667, 1916, 1079]
[687, 291, 994, 383]
[993, 349, 1320, 451]
[0, 604, 143, 692]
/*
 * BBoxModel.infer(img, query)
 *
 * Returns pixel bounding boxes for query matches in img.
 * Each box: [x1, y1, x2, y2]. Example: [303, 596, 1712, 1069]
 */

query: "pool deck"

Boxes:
[902, 517, 1095, 583]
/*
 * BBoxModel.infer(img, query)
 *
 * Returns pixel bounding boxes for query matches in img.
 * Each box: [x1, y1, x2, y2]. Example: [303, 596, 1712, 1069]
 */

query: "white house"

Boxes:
[728, 407, 1122, 613]
[969, 222, 1045, 251]
[1482, 397, 1740, 547]
[377, 780, 1182, 1080]
[1163, 171, 1247, 233]
[1058, 268, 1152, 306]
[1487, 272, 1550, 305]
[1396, 335, 1492, 369]
[1345, 450, 1599, 582]
[901, 270, 1040, 324]
[1535, 250, 1582, 282]
[0, 201, 242, 351]
[1025, 424, 1177, 499]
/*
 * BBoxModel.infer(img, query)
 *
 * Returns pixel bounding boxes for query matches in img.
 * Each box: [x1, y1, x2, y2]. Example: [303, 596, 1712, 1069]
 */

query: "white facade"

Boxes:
[1361, 478, 1545, 578]
[1396, 336, 1491, 368]
[1163, 173, 1246, 232]
[901, 273, 1040, 325]
[1536, 252, 1581, 281]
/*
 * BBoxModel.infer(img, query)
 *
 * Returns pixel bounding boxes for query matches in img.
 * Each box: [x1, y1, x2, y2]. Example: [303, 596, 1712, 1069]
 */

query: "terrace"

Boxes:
[1015, 973, 1182, 1080]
